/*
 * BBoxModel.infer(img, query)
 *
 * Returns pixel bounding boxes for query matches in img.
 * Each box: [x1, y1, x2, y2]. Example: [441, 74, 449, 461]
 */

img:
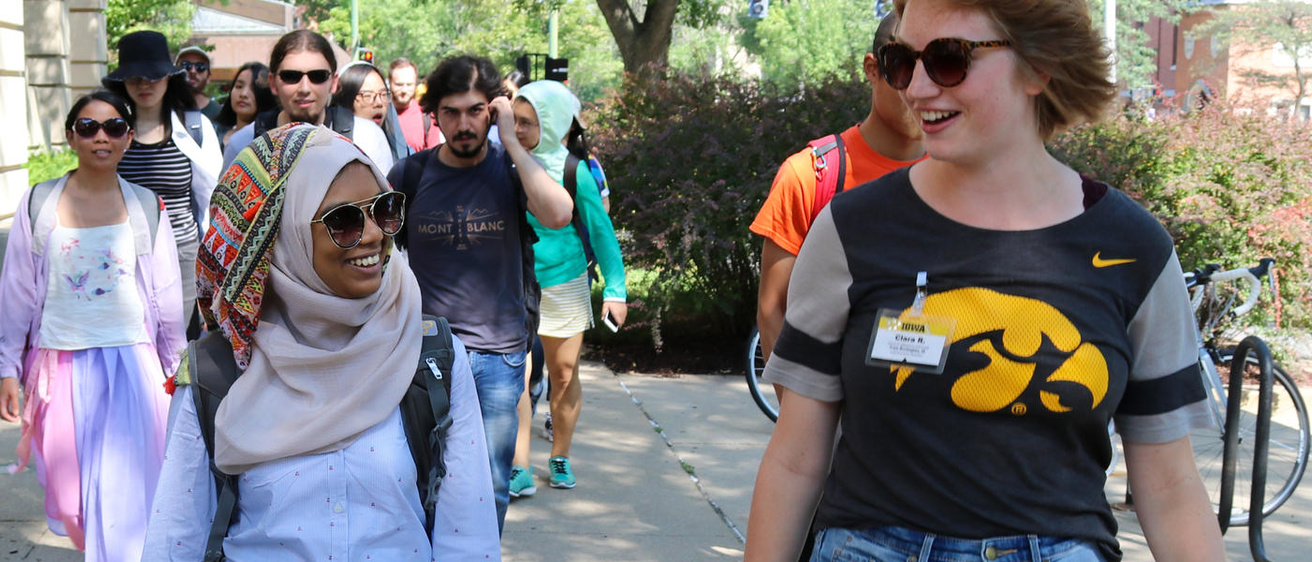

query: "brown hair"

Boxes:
[388, 57, 417, 78]
[894, 0, 1116, 140]
[269, 30, 337, 74]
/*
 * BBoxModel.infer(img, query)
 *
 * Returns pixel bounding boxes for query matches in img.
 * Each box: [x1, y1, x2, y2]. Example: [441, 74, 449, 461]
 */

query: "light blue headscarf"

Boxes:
[515, 80, 581, 183]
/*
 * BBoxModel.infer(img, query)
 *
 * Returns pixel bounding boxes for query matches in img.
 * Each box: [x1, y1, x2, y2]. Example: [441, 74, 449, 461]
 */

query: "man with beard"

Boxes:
[177, 46, 221, 121]
[387, 54, 572, 531]
[220, 30, 393, 171]
[390, 57, 442, 152]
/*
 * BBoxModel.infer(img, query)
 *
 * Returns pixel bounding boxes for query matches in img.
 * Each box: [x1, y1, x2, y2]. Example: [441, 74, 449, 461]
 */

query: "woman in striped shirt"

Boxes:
[102, 31, 222, 337]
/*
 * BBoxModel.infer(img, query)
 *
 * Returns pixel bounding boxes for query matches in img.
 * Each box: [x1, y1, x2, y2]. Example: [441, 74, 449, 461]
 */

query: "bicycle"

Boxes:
[745, 326, 779, 422]
[1184, 258, 1309, 526]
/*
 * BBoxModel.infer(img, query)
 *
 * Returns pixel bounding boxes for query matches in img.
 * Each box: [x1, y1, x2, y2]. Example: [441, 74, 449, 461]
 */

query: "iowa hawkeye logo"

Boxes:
[891, 288, 1108, 415]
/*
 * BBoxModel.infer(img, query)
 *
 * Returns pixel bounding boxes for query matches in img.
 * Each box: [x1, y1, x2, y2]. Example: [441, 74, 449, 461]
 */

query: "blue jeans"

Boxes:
[467, 349, 527, 532]
[812, 526, 1105, 562]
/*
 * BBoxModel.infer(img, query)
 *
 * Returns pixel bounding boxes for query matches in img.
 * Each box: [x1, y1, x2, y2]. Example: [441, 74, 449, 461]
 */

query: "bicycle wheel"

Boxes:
[745, 326, 779, 422]
[1191, 352, 1310, 526]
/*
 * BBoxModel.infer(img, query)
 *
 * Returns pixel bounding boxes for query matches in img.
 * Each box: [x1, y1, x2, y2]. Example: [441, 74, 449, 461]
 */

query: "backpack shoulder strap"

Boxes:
[394, 148, 432, 251]
[563, 154, 598, 281]
[184, 109, 205, 147]
[122, 179, 163, 246]
[188, 332, 243, 562]
[421, 112, 432, 146]
[252, 109, 278, 139]
[27, 177, 60, 230]
[806, 133, 847, 222]
[325, 106, 355, 140]
[400, 315, 455, 535]
[506, 150, 541, 338]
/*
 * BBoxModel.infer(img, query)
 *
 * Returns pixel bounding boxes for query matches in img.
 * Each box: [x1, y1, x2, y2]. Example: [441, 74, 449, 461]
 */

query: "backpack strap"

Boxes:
[506, 153, 542, 340]
[183, 109, 205, 147]
[806, 133, 847, 222]
[324, 106, 355, 140]
[563, 154, 599, 283]
[394, 148, 433, 251]
[188, 332, 243, 562]
[251, 109, 278, 139]
[399, 315, 455, 535]
[421, 112, 432, 146]
[122, 179, 163, 247]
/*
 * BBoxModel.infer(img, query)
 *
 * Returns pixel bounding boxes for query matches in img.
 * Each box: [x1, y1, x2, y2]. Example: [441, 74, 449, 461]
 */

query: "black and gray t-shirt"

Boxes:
[387, 143, 528, 354]
[765, 167, 1209, 561]
[120, 137, 197, 244]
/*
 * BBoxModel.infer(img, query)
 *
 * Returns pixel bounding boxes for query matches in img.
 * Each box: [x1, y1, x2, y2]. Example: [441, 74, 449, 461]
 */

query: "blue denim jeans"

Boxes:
[467, 349, 527, 532]
[812, 526, 1105, 562]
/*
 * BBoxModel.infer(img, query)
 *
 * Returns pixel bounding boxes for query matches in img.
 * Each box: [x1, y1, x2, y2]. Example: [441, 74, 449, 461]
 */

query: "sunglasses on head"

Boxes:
[180, 61, 209, 73]
[71, 117, 130, 139]
[278, 69, 333, 85]
[878, 38, 1012, 90]
[311, 191, 406, 249]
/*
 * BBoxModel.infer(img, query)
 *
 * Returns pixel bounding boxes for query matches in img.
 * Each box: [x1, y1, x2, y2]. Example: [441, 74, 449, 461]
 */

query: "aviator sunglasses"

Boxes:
[71, 117, 131, 138]
[311, 191, 407, 249]
[277, 69, 333, 85]
[878, 38, 1012, 90]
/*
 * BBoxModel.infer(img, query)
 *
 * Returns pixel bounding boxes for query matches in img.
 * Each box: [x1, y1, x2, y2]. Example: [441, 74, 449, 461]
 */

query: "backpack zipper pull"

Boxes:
[425, 357, 443, 380]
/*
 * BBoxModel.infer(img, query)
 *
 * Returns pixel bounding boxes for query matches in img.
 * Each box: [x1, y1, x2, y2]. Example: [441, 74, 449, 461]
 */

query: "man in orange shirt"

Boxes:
[751, 12, 926, 361]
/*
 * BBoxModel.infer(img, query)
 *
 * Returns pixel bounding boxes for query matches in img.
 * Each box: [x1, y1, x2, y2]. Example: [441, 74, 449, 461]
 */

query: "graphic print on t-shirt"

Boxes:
[890, 287, 1108, 416]
[411, 205, 508, 251]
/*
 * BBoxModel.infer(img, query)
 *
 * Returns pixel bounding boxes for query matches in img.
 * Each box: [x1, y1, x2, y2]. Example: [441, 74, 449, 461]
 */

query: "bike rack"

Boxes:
[1216, 335, 1275, 562]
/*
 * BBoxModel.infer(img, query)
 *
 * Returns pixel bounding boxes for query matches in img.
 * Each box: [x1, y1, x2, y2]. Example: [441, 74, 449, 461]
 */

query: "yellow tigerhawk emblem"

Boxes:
[891, 288, 1108, 415]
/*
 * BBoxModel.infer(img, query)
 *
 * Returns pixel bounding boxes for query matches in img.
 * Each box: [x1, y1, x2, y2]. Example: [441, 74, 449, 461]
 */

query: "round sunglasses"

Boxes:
[311, 191, 406, 249]
[278, 69, 333, 85]
[180, 61, 210, 73]
[878, 38, 1012, 90]
[71, 117, 131, 139]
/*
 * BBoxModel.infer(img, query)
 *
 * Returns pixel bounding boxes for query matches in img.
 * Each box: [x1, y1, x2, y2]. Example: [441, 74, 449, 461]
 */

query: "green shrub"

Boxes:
[25, 150, 78, 186]
[1050, 102, 1312, 330]
[587, 71, 869, 344]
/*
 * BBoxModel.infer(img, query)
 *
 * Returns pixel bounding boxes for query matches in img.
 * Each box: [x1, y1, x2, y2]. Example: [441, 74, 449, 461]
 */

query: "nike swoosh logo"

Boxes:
[1092, 252, 1136, 268]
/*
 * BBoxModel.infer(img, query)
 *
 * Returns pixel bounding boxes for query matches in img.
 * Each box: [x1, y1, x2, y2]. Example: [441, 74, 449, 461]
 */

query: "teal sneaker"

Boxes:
[548, 456, 576, 489]
[509, 465, 536, 498]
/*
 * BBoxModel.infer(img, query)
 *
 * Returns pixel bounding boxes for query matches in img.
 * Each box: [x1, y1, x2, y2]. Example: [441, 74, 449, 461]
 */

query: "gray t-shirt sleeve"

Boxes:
[1115, 250, 1213, 444]
[761, 206, 850, 402]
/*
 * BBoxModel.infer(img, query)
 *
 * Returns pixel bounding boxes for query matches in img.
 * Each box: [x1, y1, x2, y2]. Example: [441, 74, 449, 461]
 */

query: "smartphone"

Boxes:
[601, 309, 619, 332]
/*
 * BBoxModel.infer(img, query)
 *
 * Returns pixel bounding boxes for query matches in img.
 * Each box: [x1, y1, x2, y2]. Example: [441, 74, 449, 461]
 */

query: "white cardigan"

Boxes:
[169, 109, 223, 234]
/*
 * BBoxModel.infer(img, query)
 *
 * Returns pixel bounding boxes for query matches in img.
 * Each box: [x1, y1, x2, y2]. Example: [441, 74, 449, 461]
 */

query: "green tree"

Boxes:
[105, 0, 195, 62]
[594, 0, 729, 75]
[738, 0, 877, 89]
[1192, 1, 1312, 119]
[1085, 0, 1193, 89]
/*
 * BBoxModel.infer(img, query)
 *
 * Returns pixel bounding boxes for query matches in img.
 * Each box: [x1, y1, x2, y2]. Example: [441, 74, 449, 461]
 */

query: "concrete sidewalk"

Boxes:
[2, 360, 1310, 560]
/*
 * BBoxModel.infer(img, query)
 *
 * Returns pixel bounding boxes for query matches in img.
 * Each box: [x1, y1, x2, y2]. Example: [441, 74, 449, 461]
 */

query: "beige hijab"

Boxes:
[212, 125, 423, 474]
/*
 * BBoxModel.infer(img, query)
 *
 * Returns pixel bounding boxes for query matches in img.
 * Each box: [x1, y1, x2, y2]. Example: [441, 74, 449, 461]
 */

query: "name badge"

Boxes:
[866, 309, 955, 375]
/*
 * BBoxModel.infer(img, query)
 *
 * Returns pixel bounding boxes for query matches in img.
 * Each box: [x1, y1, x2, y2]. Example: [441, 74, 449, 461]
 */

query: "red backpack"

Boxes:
[806, 133, 847, 222]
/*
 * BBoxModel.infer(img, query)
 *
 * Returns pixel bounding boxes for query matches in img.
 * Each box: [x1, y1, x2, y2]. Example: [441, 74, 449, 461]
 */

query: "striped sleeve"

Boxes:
[1115, 250, 1213, 444]
[762, 206, 850, 402]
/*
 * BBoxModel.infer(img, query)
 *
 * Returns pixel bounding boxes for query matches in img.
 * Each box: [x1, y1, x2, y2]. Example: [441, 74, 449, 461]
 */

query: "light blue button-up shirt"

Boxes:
[143, 336, 500, 561]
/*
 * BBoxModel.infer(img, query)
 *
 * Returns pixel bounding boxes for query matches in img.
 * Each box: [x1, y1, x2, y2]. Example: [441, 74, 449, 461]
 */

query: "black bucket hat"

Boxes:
[103, 30, 183, 83]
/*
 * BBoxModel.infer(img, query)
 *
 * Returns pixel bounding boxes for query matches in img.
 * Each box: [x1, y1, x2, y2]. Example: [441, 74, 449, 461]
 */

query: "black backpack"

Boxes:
[394, 147, 543, 338]
[562, 153, 599, 283]
[189, 315, 456, 562]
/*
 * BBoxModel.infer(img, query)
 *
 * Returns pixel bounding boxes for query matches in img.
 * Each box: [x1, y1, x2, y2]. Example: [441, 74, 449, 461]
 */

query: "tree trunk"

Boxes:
[595, 0, 680, 75]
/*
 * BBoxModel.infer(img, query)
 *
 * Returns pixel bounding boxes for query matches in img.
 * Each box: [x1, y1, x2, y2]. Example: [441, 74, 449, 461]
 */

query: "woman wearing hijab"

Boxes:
[507, 81, 627, 493]
[142, 124, 500, 559]
[0, 91, 185, 561]
[102, 30, 223, 338]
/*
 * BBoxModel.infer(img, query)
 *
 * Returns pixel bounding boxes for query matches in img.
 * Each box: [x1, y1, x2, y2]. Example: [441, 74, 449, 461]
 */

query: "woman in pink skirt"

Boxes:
[0, 90, 186, 561]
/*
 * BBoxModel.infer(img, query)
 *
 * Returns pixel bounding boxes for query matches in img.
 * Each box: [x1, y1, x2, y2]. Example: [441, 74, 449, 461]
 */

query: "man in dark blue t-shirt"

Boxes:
[387, 55, 572, 530]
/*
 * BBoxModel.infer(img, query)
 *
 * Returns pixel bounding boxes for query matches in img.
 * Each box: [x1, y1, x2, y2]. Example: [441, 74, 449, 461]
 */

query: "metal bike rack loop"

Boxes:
[1216, 335, 1275, 561]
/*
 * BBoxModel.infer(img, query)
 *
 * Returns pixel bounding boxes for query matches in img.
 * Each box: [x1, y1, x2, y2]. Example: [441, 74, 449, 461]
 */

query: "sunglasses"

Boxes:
[878, 38, 1012, 90]
[180, 61, 210, 73]
[278, 69, 333, 85]
[71, 117, 130, 138]
[311, 191, 406, 249]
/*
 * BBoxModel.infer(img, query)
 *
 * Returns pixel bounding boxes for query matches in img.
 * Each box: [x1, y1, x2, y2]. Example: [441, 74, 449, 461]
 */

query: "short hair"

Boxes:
[388, 57, 417, 78]
[893, 0, 1116, 140]
[419, 55, 504, 115]
[333, 62, 387, 110]
[66, 90, 136, 132]
[270, 30, 337, 74]
[873, 11, 899, 53]
[215, 62, 276, 127]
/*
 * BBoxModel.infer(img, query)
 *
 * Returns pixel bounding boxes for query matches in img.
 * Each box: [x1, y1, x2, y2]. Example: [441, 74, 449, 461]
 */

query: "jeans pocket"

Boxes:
[500, 350, 527, 370]
[1042, 539, 1104, 562]
[813, 528, 911, 562]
